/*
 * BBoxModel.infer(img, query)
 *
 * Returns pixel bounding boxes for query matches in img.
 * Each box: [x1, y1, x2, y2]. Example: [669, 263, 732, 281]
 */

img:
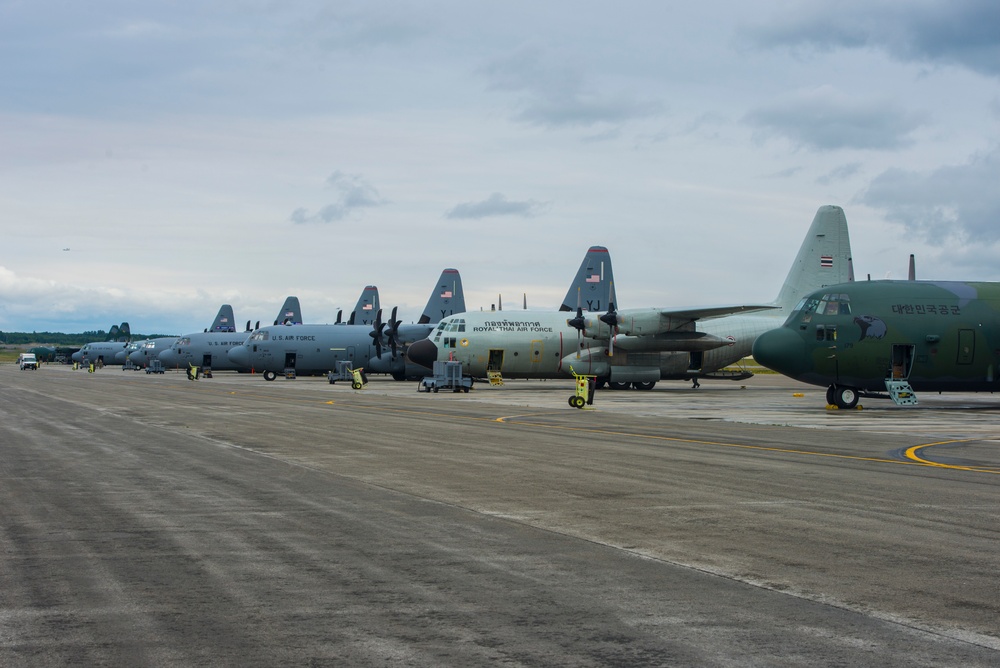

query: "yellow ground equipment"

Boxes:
[569, 368, 597, 409]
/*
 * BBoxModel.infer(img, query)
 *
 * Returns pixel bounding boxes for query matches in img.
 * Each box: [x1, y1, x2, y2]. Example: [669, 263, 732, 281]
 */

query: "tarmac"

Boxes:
[2, 363, 999, 666]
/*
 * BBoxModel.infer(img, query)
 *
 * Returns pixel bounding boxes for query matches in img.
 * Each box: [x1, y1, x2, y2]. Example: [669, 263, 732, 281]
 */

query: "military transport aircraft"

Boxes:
[559, 246, 616, 312]
[126, 304, 248, 369]
[406, 205, 854, 390]
[228, 269, 466, 381]
[160, 297, 310, 372]
[72, 322, 132, 365]
[751, 279, 1000, 408]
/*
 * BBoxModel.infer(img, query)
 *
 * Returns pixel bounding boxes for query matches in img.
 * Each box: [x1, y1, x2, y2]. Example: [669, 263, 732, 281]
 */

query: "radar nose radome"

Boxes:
[228, 344, 250, 368]
[406, 338, 438, 369]
[751, 327, 807, 378]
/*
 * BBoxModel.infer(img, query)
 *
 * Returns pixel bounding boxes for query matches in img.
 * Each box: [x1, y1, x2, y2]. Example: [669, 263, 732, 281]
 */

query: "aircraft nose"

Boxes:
[228, 344, 250, 368]
[752, 326, 807, 378]
[160, 349, 177, 365]
[406, 338, 438, 369]
[128, 350, 144, 365]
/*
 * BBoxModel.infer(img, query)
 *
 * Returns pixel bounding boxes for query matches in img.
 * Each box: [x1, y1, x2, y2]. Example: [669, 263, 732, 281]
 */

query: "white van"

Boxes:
[18, 353, 38, 370]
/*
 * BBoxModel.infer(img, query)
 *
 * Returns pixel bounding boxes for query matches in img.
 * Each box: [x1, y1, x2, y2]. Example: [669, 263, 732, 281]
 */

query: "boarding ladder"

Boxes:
[884, 379, 918, 406]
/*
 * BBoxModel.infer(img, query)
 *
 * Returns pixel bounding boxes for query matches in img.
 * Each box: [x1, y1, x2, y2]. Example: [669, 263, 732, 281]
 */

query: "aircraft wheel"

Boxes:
[608, 381, 630, 390]
[391, 371, 406, 381]
[833, 385, 859, 409]
[632, 381, 656, 391]
[595, 378, 607, 390]
[263, 370, 277, 381]
[825, 385, 836, 405]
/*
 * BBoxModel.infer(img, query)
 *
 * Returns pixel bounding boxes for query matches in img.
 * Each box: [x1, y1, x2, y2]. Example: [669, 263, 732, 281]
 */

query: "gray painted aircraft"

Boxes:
[160, 298, 305, 371]
[128, 336, 180, 368]
[407, 205, 854, 389]
[72, 322, 131, 365]
[228, 269, 466, 381]
[752, 278, 1000, 408]
[559, 246, 616, 312]
[339, 285, 380, 326]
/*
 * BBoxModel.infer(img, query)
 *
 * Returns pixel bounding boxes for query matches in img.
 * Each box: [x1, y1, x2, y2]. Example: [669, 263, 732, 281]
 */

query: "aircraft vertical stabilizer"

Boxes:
[274, 296, 302, 325]
[350, 286, 380, 326]
[210, 304, 237, 332]
[560, 246, 616, 312]
[418, 268, 465, 324]
[772, 205, 853, 311]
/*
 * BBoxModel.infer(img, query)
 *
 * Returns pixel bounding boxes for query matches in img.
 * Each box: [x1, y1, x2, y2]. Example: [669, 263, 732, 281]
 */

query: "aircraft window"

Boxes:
[801, 299, 820, 314]
[178, 337, 191, 346]
[816, 326, 837, 341]
[436, 322, 447, 332]
[250, 331, 269, 342]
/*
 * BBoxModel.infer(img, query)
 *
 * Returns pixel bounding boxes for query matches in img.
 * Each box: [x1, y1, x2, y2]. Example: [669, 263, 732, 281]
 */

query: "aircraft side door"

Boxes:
[529, 340, 544, 369]
[890, 344, 914, 379]
[487, 349, 504, 372]
[957, 329, 975, 365]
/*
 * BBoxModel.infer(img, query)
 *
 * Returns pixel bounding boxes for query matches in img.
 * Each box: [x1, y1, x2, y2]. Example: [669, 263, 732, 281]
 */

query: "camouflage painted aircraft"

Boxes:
[406, 205, 854, 389]
[160, 297, 308, 371]
[229, 269, 465, 381]
[752, 279, 1000, 408]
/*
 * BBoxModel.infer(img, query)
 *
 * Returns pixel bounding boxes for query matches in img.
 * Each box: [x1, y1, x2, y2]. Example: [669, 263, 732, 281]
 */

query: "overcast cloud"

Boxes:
[0, 1, 998, 335]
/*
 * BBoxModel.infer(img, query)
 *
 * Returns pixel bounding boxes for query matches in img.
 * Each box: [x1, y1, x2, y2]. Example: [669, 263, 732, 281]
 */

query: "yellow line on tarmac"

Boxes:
[903, 441, 1000, 474]
[497, 417, 1000, 474]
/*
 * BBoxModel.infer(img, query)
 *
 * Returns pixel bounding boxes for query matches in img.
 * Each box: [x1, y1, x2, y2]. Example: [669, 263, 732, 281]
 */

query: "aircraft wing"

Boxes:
[654, 303, 778, 321]
[611, 304, 777, 338]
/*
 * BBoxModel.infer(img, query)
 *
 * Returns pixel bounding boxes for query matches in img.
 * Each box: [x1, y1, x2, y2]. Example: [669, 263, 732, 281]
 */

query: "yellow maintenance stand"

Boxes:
[568, 368, 597, 409]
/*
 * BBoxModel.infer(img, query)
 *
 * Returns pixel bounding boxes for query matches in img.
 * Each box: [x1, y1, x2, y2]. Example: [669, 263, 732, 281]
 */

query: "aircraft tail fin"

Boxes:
[418, 268, 465, 324]
[350, 286, 379, 326]
[274, 296, 302, 325]
[560, 246, 616, 312]
[210, 304, 237, 332]
[772, 205, 853, 311]
[119, 322, 131, 342]
[108, 324, 120, 341]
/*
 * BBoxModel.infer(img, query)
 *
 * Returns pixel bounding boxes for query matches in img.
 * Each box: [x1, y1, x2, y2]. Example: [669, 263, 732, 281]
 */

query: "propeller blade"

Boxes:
[567, 289, 585, 333]
[369, 309, 385, 358]
[385, 306, 402, 359]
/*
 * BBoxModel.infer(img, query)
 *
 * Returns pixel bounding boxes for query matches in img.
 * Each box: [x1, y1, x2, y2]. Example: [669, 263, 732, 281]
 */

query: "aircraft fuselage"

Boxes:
[752, 280, 1000, 398]
[414, 311, 783, 382]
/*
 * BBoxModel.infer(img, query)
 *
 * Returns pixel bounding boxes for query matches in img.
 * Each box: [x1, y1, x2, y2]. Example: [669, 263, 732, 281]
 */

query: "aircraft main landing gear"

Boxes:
[827, 384, 859, 409]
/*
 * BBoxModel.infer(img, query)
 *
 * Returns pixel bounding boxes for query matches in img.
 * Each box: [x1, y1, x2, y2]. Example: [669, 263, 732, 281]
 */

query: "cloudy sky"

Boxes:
[2, 1, 998, 335]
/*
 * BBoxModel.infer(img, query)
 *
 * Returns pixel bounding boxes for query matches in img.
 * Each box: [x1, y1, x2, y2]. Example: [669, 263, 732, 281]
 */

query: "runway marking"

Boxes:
[106, 376, 1000, 475]
[496, 417, 1000, 475]
[903, 440, 1000, 473]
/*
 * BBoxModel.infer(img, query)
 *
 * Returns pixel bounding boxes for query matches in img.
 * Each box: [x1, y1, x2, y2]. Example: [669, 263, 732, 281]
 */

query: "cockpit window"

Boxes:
[249, 330, 269, 342]
[177, 337, 191, 346]
[796, 293, 850, 324]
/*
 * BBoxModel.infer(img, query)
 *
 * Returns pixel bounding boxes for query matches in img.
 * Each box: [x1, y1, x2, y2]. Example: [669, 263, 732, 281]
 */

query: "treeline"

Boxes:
[0, 331, 175, 346]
